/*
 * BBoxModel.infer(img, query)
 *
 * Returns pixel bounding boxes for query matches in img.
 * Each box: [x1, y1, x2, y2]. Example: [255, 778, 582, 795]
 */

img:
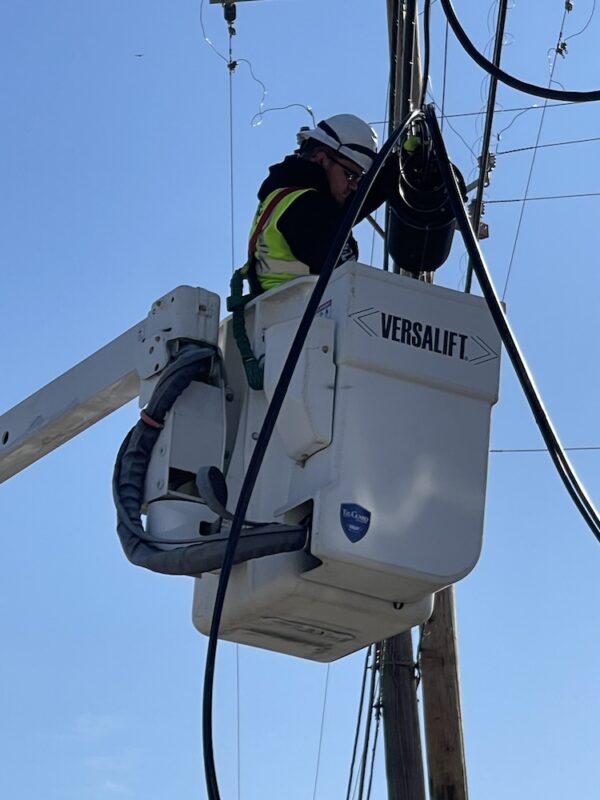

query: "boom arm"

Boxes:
[0, 285, 220, 483]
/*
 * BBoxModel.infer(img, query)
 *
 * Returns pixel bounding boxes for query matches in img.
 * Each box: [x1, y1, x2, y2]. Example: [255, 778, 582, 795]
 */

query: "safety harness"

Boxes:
[227, 187, 300, 390]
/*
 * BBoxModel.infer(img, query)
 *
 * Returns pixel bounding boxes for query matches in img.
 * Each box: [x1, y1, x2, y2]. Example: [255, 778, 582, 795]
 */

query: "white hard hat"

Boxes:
[297, 114, 378, 172]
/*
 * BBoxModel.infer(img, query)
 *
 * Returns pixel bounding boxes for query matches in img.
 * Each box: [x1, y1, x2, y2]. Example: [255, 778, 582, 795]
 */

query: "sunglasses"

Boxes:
[327, 154, 364, 185]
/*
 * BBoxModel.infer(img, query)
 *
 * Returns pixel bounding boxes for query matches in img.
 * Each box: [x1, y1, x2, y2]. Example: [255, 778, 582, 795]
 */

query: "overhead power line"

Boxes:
[431, 101, 478, 159]
[445, 101, 575, 118]
[488, 192, 600, 203]
[491, 446, 600, 454]
[496, 135, 600, 155]
[369, 101, 575, 125]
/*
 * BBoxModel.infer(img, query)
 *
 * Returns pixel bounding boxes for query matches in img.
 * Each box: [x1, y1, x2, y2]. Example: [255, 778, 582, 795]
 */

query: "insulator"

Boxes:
[223, 2, 237, 24]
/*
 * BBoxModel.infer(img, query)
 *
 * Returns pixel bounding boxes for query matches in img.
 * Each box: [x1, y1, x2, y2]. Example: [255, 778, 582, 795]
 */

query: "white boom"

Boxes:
[0, 285, 219, 483]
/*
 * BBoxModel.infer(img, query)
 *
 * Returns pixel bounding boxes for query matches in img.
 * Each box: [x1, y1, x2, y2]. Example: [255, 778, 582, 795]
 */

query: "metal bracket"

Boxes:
[135, 286, 220, 380]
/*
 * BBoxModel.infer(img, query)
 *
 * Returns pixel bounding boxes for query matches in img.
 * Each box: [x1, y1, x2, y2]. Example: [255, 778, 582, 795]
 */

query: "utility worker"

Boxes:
[245, 114, 399, 293]
[230, 114, 400, 390]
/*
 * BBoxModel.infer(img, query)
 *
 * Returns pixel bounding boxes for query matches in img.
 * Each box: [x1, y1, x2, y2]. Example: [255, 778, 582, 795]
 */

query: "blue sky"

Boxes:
[1, 1, 600, 798]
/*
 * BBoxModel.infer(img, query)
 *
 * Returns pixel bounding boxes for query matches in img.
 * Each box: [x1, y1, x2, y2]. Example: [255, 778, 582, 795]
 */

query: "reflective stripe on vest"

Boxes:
[249, 187, 315, 290]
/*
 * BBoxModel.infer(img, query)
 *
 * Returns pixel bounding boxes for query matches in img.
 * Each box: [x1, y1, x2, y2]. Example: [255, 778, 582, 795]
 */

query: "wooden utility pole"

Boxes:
[418, 10, 511, 794]
[381, 633, 426, 799]
[380, 8, 427, 799]
[381, 4, 469, 799]
[384, 0, 421, 274]
[420, 587, 469, 800]
[380, 7, 428, 798]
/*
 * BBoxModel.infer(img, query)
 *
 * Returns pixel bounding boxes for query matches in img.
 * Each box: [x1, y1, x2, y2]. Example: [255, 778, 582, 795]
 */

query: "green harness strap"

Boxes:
[227, 268, 264, 390]
[226, 187, 301, 391]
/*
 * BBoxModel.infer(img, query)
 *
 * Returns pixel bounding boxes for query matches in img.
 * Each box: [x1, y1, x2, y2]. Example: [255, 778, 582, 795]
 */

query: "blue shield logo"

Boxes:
[340, 503, 371, 543]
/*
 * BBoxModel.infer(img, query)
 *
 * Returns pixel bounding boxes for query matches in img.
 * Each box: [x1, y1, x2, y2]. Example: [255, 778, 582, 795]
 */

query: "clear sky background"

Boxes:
[1, 1, 600, 798]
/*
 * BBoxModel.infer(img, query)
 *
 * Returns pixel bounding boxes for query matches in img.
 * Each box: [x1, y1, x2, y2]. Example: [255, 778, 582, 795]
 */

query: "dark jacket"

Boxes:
[256, 154, 399, 274]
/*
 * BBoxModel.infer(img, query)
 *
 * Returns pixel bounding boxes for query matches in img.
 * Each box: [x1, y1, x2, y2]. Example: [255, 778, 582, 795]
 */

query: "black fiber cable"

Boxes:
[202, 108, 423, 800]
[424, 103, 600, 543]
[439, 0, 600, 103]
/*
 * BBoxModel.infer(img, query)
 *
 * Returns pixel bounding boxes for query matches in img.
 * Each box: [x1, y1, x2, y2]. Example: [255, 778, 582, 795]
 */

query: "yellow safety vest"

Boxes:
[247, 187, 316, 291]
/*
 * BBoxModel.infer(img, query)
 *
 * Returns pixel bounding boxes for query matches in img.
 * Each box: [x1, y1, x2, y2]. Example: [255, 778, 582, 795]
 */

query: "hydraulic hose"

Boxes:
[112, 345, 306, 573]
[114, 345, 216, 548]
[202, 109, 423, 800]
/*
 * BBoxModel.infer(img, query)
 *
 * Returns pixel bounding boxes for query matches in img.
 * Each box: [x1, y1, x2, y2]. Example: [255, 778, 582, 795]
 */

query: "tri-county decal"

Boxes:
[340, 503, 371, 543]
[348, 307, 498, 365]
